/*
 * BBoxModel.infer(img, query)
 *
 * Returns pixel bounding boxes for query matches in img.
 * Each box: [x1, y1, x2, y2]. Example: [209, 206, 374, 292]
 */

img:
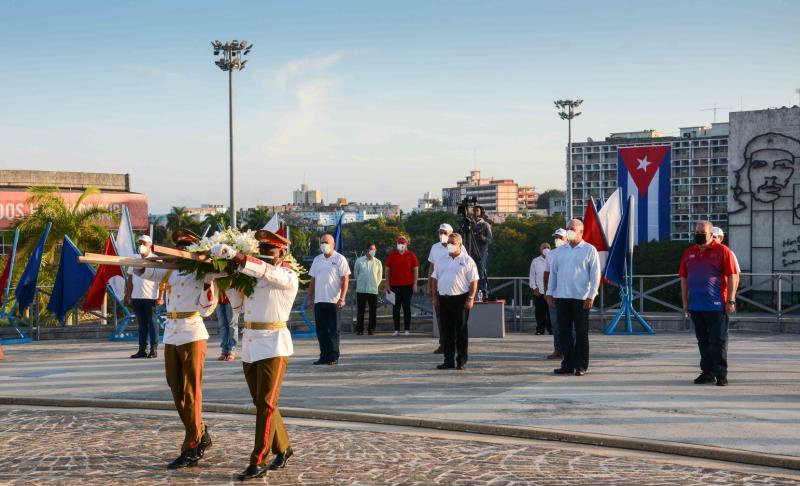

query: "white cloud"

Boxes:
[273, 51, 344, 93]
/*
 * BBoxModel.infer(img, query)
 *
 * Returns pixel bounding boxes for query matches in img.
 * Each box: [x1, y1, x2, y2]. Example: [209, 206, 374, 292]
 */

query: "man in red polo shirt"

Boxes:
[385, 236, 419, 336]
[679, 220, 739, 387]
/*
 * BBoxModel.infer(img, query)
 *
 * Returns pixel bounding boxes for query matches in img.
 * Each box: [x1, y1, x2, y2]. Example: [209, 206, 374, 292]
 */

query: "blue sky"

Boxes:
[1, 1, 798, 213]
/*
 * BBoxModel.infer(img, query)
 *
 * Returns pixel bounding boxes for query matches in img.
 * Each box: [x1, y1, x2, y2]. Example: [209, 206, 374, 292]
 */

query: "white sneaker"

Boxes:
[404, 330, 411, 336]
[393, 331, 400, 336]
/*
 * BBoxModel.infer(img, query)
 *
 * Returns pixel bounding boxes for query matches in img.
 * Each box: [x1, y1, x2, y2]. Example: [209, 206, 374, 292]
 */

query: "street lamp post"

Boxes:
[554, 99, 582, 221]
[211, 39, 253, 229]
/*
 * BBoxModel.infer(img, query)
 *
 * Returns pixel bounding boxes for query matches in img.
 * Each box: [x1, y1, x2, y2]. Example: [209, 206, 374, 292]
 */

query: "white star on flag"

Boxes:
[636, 156, 651, 171]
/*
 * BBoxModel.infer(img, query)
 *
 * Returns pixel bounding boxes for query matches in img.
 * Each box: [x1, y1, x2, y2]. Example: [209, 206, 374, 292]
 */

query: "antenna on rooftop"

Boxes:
[701, 103, 733, 123]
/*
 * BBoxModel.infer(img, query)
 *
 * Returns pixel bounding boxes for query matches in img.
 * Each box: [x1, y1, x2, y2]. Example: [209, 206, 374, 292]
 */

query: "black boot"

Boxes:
[196, 425, 212, 458]
[268, 447, 294, 470]
[167, 449, 198, 469]
[238, 464, 268, 480]
[130, 351, 148, 359]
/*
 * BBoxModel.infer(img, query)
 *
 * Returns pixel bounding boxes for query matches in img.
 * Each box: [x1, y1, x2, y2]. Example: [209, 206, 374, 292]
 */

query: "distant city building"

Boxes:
[292, 183, 322, 206]
[568, 122, 730, 240]
[416, 191, 443, 212]
[442, 170, 538, 221]
[549, 197, 567, 218]
[185, 204, 227, 222]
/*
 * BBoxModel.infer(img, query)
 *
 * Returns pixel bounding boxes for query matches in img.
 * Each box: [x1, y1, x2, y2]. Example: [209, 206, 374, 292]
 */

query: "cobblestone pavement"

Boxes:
[0, 407, 798, 486]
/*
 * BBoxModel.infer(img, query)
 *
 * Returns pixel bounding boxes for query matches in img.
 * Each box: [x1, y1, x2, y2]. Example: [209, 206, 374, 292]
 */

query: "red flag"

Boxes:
[583, 198, 610, 283]
[82, 236, 124, 310]
[0, 256, 11, 305]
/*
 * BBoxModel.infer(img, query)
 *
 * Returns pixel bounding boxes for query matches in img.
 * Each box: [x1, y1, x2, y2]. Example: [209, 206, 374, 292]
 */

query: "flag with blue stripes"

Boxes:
[617, 145, 671, 243]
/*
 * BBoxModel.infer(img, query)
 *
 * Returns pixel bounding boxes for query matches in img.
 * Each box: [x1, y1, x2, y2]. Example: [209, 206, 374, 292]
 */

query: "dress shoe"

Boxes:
[130, 351, 148, 359]
[313, 359, 327, 365]
[456, 363, 466, 370]
[327, 360, 338, 365]
[436, 363, 455, 370]
[693, 373, 715, 384]
[546, 351, 563, 360]
[224, 353, 236, 362]
[553, 368, 575, 374]
[367, 330, 374, 335]
[716, 376, 729, 386]
[574, 369, 587, 376]
[196, 425, 212, 458]
[217, 353, 227, 361]
[433, 345, 443, 354]
[268, 447, 294, 470]
[237, 463, 268, 481]
[148, 350, 158, 359]
[535, 330, 544, 335]
[167, 449, 198, 469]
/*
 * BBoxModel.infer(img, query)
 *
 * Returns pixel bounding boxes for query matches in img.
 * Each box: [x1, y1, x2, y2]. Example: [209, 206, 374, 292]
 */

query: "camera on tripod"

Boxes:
[456, 196, 478, 233]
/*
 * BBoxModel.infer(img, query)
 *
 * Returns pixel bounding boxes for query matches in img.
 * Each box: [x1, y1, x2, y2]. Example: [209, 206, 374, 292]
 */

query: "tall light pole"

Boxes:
[212, 39, 253, 229]
[554, 99, 582, 221]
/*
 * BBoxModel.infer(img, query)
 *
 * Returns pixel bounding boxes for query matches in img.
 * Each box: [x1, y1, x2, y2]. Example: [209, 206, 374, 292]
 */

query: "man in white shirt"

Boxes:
[430, 233, 480, 370]
[307, 234, 350, 365]
[543, 229, 568, 360]
[427, 223, 453, 353]
[135, 229, 218, 469]
[712, 227, 742, 273]
[546, 219, 600, 376]
[126, 235, 161, 359]
[528, 242, 552, 335]
[211, 230, 298, 480]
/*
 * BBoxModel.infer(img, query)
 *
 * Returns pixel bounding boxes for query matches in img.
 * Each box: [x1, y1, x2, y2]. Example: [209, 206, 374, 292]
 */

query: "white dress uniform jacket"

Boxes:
[230, 256, 299, 363]
[140, 269, 218, 346]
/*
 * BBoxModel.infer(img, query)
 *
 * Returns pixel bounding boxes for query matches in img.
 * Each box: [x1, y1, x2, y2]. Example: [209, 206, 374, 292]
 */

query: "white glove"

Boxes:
[210, 243, 237, 260]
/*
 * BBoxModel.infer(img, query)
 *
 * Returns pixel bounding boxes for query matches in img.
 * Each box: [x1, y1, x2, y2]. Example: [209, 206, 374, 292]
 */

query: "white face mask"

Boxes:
[138, 244, 149, 256]
[447, 244, 457, 254]
[542, 248, 550, 256]
[439, 234, 449, 244]
[554, 238, 565, 248]
[397, 244, 406, 251]
[320, 243, 332, 254]
[368, 249, 376, 257]
[566, 229, 577, 242]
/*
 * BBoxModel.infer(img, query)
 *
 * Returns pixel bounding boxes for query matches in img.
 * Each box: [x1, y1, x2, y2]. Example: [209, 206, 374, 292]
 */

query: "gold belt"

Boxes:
[166, 311, 201, 319]
[244, 321, 287, 331]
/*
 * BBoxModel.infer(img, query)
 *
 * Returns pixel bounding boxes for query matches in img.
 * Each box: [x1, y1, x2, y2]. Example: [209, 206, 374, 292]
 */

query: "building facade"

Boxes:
[292, 183, 322, 206]
[442, 170, 538, 221]
[568, 123, 729, 240]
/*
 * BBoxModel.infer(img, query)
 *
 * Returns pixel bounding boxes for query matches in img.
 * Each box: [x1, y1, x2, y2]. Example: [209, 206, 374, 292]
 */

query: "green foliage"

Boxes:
[202, 211, 230, 231]
[289, 226, 312, 256]
[488, 216, 565, 277]
[341, 217, 405, 259]
[166, 207, 200, 234]
[245, 206, 273, 230]
[633, 240, 687, 276]
[537, 189, 565, 210]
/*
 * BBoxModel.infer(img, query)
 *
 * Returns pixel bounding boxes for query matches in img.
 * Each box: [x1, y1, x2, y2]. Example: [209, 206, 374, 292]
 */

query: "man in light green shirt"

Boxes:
[354, 243, 383, 335]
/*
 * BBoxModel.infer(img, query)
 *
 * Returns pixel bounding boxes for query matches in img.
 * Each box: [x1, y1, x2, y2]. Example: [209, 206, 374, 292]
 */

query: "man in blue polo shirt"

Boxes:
[679, 220, 739, 386]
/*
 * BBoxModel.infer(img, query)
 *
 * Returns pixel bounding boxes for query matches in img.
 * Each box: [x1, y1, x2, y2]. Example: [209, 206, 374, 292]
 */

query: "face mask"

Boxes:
[368, 250, 376, 257]
[397, 244, 406, 251]
[554, 239, 565, 248]
[439, 234, 449, 244]
[447, 244, 457, 254]
[320, 243, 331, 254]
[566, 230, 577, 242]
[694, 233, 708, 245]
[138, 244, 149, 256]
[542, 248, 550, 257]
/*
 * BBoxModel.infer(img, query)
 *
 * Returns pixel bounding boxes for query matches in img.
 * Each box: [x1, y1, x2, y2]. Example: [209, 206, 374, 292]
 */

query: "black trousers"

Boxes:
[439, 293, 470, 366]
[314, 303, 340, 362]
[555, 298, 590, 371]
[533, 294, 551, 333]
[356, 292, 377, 333]
[392, 284, 413, 331]
[132, 298, 158, 353]
[690, 310, 728, 378]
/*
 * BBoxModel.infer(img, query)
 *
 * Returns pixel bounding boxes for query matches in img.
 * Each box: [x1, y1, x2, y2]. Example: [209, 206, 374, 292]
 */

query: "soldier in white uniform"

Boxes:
[135, 229, 218, 469]
[211, 230, 298, 481]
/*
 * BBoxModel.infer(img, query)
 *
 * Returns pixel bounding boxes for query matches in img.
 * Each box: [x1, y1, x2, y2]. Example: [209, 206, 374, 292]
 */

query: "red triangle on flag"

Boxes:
[82, 236, 124, 311]
[618, 146, 670, 195]
[582, 198, 608, 252]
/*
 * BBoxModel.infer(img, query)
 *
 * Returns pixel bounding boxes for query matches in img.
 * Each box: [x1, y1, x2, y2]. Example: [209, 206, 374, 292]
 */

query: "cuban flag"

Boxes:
[617, 145, 671, 243]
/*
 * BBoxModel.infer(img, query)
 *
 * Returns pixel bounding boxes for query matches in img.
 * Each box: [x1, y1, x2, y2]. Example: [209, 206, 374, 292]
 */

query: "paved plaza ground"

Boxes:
[0, 331, 799, 484]
[1, 406, 798, 485]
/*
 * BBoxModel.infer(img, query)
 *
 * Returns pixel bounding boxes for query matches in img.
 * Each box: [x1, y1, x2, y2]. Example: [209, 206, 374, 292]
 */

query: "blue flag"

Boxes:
[332, 213, 343, 253]
[15, 223, 51, 312]
[604, 196, 633, 286]
[47, 236, 96, 324]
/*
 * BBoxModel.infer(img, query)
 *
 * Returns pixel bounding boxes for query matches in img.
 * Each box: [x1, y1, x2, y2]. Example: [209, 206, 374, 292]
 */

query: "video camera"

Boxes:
[456, 196, 478, 231]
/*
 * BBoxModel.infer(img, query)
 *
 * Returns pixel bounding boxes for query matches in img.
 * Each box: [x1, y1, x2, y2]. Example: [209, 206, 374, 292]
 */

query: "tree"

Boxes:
[166, 207, 195, 233]
[403, 211, 459, 275]
[12, 186, 118, 285]
[537, 189, 565, 210]
[289, 226, 312, 257]
[202, 211, 230, 232]
[245, 206, 273, 231]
